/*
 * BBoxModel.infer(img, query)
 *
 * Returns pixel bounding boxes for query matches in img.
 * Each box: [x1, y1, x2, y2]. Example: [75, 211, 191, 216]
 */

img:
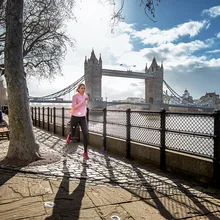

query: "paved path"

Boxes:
[1, 127, 220, 219]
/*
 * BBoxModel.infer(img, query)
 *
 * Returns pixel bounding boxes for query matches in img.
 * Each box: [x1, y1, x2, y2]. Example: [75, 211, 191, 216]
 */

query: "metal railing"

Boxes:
[31, 106, 220, 187]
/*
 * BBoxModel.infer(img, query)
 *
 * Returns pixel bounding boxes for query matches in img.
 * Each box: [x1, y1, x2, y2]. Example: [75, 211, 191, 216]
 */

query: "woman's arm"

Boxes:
[72, 95, 88, 110]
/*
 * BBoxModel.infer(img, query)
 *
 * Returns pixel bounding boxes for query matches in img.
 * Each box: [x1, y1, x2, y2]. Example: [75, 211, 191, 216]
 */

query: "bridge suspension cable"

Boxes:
[29, 74, 87, 101]
[163, 80, 182, 101]
[163, 80, 214, 107]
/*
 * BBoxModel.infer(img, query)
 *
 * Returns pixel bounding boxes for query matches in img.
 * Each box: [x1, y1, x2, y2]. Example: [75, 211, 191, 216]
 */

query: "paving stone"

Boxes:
[29, 178, 53, 196]
[169, 194, 220, 216]
[121, 200, 166, 220]
[0, 196, 46, 220]
[87, 185, 140, 207]
[96, 204, 134, 219]
[0, 184, 23, 203]
[45, 207, 102, 220]
[143, 197, 203, 219]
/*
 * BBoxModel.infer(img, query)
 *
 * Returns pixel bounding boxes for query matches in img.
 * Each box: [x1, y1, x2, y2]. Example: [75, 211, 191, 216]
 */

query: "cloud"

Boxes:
[206, 49, 220, 54]
[202, 6, 220, 18]
[27, 1, 220, 102]
[132, 20, 209, 45]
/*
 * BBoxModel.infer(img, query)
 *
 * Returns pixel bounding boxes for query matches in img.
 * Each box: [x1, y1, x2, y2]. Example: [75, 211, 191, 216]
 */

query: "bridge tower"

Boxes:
[84, 49, 103, 108]
[145, 58, 163, 104]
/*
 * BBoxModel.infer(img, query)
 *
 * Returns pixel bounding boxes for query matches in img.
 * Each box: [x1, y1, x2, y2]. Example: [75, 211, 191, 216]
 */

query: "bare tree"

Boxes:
[4, 0, 41, 162]
[107, 0, 161, 32]
[1, 0, 75, 163]
[0, 0, 3, 8]
[1, 0, 75, 80]
[22, 0, 75, 80]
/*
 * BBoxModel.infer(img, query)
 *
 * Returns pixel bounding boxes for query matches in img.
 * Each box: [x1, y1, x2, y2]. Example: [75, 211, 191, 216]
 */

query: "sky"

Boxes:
[26, 0, 220, 101]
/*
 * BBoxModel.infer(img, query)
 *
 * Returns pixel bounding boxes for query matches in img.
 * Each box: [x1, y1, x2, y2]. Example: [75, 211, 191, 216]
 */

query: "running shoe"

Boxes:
[83, 152, 89, 159]
[66, 135, 71, 143]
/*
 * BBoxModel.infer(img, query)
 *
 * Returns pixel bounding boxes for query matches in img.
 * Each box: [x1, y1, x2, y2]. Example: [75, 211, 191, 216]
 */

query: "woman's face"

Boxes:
[78, 85, 85, 95]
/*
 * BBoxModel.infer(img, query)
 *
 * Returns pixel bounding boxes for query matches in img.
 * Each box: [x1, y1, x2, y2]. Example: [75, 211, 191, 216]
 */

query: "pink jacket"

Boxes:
[71, 93, 88, 117]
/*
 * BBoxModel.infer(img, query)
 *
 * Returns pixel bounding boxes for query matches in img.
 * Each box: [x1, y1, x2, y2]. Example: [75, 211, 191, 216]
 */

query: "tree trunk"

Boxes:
[0, 0, 3, 8]
[4, 0, 40, 162]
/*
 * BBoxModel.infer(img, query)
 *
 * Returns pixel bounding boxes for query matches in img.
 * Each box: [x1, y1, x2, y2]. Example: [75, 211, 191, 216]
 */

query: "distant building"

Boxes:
[182, 89, 193, 103]
[199, 92, 220, 109]
[112, 97, 145, 103]
[110, 97, 145, 110]
[164, 89, 193, 105]
[126, 97, 145, 103]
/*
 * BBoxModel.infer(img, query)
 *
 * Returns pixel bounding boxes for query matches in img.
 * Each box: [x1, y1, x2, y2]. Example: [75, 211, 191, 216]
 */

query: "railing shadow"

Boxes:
[102, 152, 174, 219]
[46, 158, 87, 219]
[171, 179, 220, 220]
[103, 153, 117, 186]
[34, 127, 81, 157]
[130, 163, 175, 219]
[34, 128, 64, 149]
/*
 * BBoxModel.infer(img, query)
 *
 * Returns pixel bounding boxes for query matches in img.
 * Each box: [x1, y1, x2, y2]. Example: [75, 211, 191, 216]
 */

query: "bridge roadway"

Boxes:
[1, 114, 220, 219]
[102, 68, 155, 78]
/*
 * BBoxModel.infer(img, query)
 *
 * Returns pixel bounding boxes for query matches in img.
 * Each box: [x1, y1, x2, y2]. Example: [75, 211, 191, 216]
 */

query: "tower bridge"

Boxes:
[29, 49, 214, 111]
[84, 49, 163, 109]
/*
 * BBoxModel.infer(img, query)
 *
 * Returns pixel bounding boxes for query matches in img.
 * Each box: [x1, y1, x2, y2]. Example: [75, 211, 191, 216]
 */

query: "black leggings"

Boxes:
[69, 116, 88, 152]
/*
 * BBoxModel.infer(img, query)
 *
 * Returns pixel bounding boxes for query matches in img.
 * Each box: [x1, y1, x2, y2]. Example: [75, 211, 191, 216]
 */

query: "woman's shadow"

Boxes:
[46, 158, 87, 220]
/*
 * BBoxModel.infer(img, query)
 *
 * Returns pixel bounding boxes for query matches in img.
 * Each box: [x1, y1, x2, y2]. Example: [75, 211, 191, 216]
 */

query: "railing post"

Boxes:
[103, 107, 107, 152]
[213, 110, 220, 188]
[42, 107, 45, 129]
[31, 107, 34, 125]
[38, 107, 40, 127]
[34, 107, 37, 126]
[50, 108, 53, 123]
[53, 107, 56, 134]
[62, 107, 65, 136]
[47, 107, 50, 131]
[126, 108, 131, 159]
[160, 108, 166, 171]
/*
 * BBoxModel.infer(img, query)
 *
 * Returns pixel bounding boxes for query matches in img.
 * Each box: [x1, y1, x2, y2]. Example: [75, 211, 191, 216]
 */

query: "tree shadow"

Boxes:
[0, 158, 31, 187]
[46, 158, 87, 219]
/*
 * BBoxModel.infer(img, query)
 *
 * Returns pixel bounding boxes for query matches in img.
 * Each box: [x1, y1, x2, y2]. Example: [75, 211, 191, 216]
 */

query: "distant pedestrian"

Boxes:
[66, 83, 89, 159]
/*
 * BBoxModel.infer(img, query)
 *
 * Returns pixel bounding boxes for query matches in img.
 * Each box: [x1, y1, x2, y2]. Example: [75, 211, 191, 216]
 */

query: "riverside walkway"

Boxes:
[1, 123, 220, 219]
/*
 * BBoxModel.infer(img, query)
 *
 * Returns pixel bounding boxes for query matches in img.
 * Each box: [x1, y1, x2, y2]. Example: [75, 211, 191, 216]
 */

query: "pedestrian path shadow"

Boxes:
[46, 158, 87, 219]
